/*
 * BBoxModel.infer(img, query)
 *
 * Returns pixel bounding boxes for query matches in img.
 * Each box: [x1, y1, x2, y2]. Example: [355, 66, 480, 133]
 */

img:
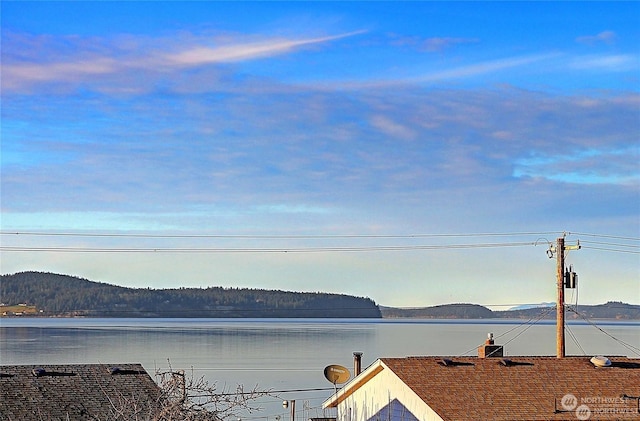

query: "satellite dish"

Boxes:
[324, 364, 350, 384]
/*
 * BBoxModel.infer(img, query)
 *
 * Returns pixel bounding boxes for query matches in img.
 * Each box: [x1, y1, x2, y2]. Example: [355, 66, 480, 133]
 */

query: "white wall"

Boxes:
[335, 364, 443, 421]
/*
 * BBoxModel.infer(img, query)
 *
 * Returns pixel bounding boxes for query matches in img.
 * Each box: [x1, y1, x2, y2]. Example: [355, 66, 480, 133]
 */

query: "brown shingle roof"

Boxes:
[0, 363, 162, 421]
[379, 356, 640, 421]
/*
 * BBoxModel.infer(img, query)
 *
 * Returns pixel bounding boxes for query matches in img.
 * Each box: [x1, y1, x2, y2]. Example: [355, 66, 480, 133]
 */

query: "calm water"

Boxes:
[1, 318, 638, 420]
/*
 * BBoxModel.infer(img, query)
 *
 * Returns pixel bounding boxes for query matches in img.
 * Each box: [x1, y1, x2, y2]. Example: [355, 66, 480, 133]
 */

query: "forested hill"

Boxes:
[3, 272, 637, 319]
[380, 302, 640, 320]
[0, 272, 381, 318]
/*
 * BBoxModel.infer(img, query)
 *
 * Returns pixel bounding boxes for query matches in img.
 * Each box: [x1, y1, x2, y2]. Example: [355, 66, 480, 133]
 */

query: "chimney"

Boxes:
[353, 352, 363, 376]
[478, 333, 503, 358]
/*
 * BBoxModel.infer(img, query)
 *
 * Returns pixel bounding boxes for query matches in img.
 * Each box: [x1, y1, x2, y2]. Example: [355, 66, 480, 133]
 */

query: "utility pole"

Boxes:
[556, 236, 565, 359]
[554, 234, 580, 359]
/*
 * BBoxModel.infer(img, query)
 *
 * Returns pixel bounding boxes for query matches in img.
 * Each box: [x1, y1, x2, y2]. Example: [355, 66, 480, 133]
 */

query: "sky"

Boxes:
[1, 1, 639, 309]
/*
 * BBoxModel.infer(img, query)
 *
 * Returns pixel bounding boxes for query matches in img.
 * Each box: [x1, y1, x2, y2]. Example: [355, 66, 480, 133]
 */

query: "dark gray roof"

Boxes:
[0, 363, 162, 421]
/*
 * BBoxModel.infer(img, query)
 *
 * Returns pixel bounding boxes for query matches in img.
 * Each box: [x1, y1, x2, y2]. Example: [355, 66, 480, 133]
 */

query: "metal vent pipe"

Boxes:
[353, 352, 363, 376]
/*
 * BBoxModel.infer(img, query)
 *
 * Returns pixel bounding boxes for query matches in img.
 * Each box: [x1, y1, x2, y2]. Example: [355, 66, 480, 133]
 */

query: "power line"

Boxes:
[0, 230, 563, 239]
[457, 306, 557, 357]
[4, 231, 635, 255]
[0, 241, 537, 253]
[495, 306, 558, 353]
[580, 240, 639, 249]
[190, 387, 334, 398]
[566, 306, 640, 357]
[577, 239, 640, 254]
[580, 245, 640, 254]
[11, 242, 637, 255]
[564, 323, 586, 355]
[570, 232, 640, 241]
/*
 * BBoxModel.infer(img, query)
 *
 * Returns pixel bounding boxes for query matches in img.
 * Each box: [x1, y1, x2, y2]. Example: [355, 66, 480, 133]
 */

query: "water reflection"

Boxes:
[1, 318, 638, 419]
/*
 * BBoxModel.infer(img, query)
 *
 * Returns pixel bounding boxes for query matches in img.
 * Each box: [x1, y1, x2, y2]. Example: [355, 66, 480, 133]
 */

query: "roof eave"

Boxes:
[322, 360, 386, 409]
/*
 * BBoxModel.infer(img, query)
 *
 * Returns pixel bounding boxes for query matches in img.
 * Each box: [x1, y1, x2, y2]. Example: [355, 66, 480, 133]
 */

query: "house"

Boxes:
[323, 341, 640, 421]
[0, 363, 162, 421]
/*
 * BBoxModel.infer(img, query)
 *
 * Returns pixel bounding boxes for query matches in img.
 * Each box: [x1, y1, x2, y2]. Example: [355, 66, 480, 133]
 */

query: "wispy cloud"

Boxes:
[415, 53, 561, 82]
[4, 84, 637, 218]
[513, 147, 640, 185]
[569, 54, 638, 72]
[255, 204, 335, 215]
[3, 58, 118, 88]
[164, 31, 366, 66]
[369, 115, 416, 140]
[576, 30, 617, 45]
[421, 37, 480, 52]
[1, 30, 366, 92]
[389, 34, 479, 52]
[324, 52, 562, 89]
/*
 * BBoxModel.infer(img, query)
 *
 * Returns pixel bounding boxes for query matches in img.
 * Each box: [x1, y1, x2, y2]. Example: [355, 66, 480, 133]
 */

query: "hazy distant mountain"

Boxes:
[508, 302, 554, 311]
[381, 302, 640, 320]
[380, 303, 494, 319]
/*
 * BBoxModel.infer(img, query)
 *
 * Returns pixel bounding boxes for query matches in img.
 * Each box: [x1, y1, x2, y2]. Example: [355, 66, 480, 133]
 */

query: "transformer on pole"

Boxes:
[553, 234, 580, 358]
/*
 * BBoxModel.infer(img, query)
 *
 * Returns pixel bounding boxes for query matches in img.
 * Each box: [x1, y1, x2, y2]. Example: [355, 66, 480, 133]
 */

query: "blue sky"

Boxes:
[1, 1, 638, 308]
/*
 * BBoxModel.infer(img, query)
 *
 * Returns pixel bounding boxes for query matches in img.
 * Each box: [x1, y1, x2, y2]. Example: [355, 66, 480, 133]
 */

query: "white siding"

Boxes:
[334, 365, 444, 421]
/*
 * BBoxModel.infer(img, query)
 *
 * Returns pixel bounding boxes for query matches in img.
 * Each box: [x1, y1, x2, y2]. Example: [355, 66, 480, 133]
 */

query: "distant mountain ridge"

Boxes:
[380, 302, 640, 320]
[0, 271, 381, 318]
[508, 302, 554, 311]
[2, 271, 637, 319]
[380, 303, 494, 319]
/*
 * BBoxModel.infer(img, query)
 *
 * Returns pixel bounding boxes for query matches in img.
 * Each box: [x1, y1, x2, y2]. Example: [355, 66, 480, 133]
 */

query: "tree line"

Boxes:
[0, 271, 382, 318]
[380, 301, 640, 320]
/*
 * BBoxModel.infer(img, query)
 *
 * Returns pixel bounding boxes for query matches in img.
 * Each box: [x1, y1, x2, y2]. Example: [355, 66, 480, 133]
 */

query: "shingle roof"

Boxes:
[0, 363, 162, 421]
[379, 356, 640, 421]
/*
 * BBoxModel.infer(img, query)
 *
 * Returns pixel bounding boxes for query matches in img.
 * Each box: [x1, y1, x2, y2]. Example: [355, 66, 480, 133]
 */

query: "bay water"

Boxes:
[1, 318, 638, 420]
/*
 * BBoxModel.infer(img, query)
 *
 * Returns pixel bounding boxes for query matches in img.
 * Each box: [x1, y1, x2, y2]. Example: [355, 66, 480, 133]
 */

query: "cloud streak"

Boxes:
[421, 37, 479, 52]
[576, 30, 617, 45]
[389, 34, 479, 52]
[2, 30, 366, 91]
[2, 1, 638, 307]
[513, 147, 640, 185]
[164, 31, 366, 66]
[3, 83, 637, 221]
[319, 52, 563, 90]
[415, 53, 561, 82]
[569, 54, 638, 72]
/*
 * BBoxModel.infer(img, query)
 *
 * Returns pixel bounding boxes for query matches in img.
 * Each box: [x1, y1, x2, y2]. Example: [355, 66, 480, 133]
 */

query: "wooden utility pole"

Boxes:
[556, 236, 565, 358]
[555, 234, 580, 359]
